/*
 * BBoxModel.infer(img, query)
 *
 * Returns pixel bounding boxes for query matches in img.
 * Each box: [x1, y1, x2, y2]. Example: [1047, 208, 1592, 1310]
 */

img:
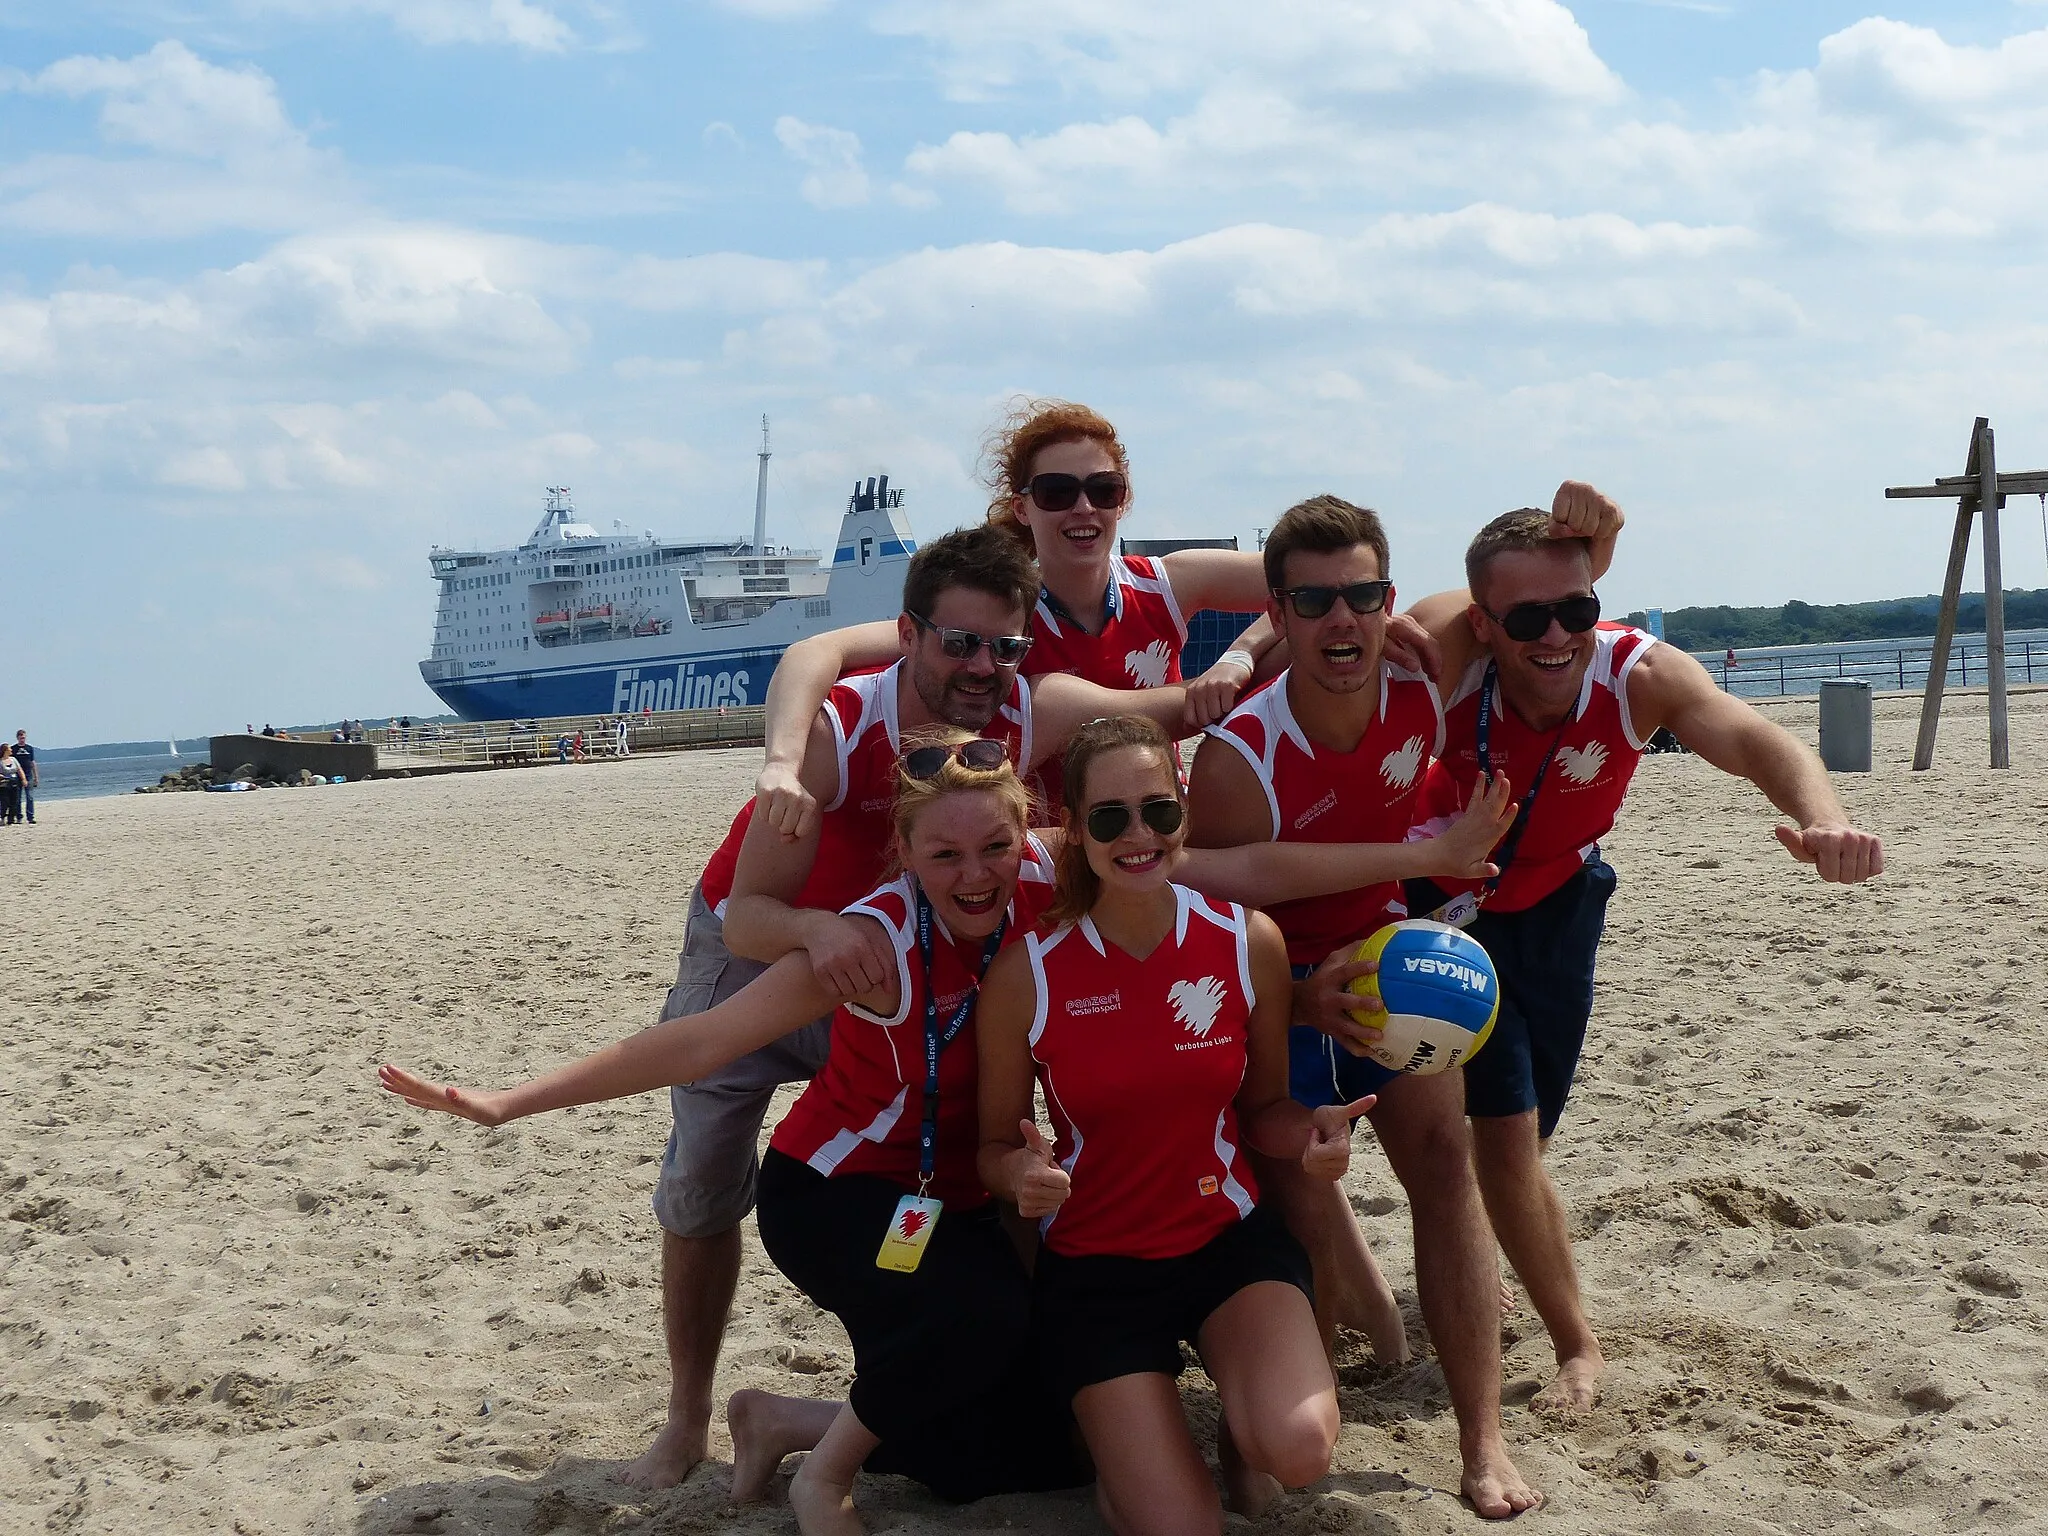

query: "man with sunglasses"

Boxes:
[625, 525, 1195, 1488]
[1186, 494, 1545, 1521]
[1398, 506, 1883, 1423]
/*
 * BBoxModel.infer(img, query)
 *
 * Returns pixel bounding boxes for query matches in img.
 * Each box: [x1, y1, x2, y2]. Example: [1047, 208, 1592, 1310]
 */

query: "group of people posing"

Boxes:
[1, 730, 36, 825]
[383, 400, 1883, 1534]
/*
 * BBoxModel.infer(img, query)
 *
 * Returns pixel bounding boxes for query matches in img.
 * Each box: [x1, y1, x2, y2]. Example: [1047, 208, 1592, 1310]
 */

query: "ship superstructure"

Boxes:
[418, 426, 916, 720]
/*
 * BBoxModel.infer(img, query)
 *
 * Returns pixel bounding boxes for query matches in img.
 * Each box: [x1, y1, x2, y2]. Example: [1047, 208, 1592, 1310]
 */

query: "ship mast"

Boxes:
[752, 415, 771, 562]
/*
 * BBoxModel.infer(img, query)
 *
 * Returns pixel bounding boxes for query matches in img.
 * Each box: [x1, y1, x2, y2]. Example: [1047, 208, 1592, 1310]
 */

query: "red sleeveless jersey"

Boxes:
[698, 661, 1035, 917]
[769, 836, 1056, 1207]
[1205, 664, 1445, 967]
[1412, 623, 1656, 913]
[1022, 555, 1189, 690]
[1025, 886, 1260, 1260]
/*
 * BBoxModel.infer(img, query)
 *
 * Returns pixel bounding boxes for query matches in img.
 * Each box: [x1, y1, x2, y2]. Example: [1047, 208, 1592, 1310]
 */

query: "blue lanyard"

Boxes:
[914, 889, 1006, 1193]
[1476, 661, 1572, 896]
[1039, 574, 1120, 633]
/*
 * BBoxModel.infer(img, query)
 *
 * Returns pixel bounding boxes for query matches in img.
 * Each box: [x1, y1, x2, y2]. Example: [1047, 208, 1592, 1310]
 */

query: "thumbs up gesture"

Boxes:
[1301, 1096, 1376, 1181]
[1012, 1119, 1072, 1219]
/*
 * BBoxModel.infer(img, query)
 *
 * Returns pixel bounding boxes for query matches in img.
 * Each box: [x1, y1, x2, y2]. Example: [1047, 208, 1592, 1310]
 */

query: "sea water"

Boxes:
[34, 753, 187, 803]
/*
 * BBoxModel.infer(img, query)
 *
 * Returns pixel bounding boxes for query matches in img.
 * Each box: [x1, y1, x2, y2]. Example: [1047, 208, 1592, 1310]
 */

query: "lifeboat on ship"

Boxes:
[534, 610, 571, 637]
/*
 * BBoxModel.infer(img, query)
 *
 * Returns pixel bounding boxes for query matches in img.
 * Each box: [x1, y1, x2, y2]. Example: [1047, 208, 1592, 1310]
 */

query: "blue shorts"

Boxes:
[1452, 857, 1617, 1138]
[1287, 963, 1401, 1111]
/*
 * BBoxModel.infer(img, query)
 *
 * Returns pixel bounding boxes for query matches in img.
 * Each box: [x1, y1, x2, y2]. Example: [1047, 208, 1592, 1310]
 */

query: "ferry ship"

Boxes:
[418, 425, 916, 720]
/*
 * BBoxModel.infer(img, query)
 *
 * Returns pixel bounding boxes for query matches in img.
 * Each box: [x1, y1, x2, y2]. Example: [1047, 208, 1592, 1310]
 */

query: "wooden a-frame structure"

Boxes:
[1884, 416, 2046, 770]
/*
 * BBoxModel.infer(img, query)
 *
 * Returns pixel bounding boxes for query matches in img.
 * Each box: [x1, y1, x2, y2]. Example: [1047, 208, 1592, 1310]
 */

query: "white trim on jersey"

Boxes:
[1604, 630, 1659, 750]
[1003, 673, 1035, 775]
[1209, 1107, 1256, 1220]
[1036, 1067, 1086, 1239]
[841, 878, 919, 1065]
[1120, 554, 1191, 644]
[805, 1086, 911, 1180]
[820, 661, 903, 814]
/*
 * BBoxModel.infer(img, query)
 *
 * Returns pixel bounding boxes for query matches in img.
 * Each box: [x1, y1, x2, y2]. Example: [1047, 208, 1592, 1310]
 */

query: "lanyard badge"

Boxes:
[875, 889, 1004, 1274]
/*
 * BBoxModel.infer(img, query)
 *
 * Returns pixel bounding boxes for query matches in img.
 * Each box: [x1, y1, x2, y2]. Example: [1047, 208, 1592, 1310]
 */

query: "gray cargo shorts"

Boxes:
[651, 883, 833, 1238]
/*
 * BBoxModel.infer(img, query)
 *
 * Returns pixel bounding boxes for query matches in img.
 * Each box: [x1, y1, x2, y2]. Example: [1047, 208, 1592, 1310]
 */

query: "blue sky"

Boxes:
[6, 0, 2048, 743]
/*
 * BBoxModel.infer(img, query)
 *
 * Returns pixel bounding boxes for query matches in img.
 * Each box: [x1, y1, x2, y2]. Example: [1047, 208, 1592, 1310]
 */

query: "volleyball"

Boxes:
[1343, 920, 1500, 1076]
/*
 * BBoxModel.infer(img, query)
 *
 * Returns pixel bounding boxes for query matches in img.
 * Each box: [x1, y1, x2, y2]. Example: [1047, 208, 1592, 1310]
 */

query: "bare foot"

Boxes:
[618, 1410, 709, 1490]
[1354, 1293, 1412, 1366]
[1461, 1441, 1544, 1520]
[788, 1457, 865, 1536]
[1500, 1279, 1520, 1315]
[1218, 1419, 1280, 1520]
[1530, 1346, 1604, 1418]
[729, 1389, 841, 1502]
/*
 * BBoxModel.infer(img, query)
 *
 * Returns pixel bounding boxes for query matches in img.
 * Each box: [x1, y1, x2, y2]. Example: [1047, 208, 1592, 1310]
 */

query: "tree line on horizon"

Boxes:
[1623, 587, 2048, 651]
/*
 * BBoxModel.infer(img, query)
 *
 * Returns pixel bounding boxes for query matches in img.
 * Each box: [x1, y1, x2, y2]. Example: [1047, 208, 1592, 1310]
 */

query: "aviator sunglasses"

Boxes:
[908, 611, 1034, 666]
[1084, 796, 1186, 844]
[1271, 580, 1393, 621]
[1483, 593, 1601, 643]
[902, 738, 1010, 780]
[1025, 472, 1129, 513]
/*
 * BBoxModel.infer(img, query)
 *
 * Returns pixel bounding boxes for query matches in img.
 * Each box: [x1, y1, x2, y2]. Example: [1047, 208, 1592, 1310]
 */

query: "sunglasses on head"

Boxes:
[1483, 593, 1601, 643]
[1025, 472, 1128, 513]
[1271, 580, 1393, 621]
[902, 738, 1010, 781]
[909, 611, 1033, 666]
[1083, 796, 1185, 844]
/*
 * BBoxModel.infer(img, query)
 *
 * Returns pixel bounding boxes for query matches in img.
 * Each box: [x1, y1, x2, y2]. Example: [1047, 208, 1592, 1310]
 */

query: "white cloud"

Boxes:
[875, 0, 1620, 104]
[1, 42, 350, 236]
[238, 0, 577, 51]
[774, 116, 871, 207]
[160, 445, 247, 491]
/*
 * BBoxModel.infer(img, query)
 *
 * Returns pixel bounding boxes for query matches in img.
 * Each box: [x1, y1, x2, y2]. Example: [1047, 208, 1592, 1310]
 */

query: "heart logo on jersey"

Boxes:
[1168, 976, 1228, 1039]
[1124, 640, 1173, 689]
[1557, 741, 1609, 785]
[1379, 734, 1427, 790]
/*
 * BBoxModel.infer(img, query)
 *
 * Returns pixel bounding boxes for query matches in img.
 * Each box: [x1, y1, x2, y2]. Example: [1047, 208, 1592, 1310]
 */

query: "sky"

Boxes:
[6, 1, 2048, 744]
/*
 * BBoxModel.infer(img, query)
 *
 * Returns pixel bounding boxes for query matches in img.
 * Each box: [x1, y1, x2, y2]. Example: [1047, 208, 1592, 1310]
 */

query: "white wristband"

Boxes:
[1218, 649, 1256, 673]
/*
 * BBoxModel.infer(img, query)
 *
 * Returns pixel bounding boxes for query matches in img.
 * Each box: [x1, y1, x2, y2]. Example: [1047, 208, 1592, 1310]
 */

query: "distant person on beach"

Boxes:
[12, 730, 37, 825]
[1402, 508, 1884, 1419]
[1725, 646, 1738, 669]
[0, 744, 23, 826]
[615, 717, 630, 757]
[556, 732, 570, 764]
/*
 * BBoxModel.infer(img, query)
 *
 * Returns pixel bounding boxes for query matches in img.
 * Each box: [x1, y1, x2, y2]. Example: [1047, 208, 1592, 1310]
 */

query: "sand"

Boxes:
[4, 687, 2045, 1536]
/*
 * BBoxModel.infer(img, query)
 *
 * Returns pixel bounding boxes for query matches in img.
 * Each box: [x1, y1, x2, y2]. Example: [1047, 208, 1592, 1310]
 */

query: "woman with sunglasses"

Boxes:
[381, 731, 1091, 1533]
[977, 715, 1371, 1536]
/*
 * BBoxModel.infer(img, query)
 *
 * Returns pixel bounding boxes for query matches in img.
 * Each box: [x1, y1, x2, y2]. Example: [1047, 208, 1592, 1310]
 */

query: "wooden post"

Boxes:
[1910, 419, 1981, 771]
[1978, 420, 2010, 769]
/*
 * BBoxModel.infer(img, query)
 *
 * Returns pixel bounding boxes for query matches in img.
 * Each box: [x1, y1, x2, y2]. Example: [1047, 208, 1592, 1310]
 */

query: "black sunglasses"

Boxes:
[1083, 796, 1185, 844]
[1025, 472, 1129, 513]
[1483, 593, 1601, 643]
[908, 611, 1033, 666]
[902, 738, 1010, 780]
[1271, 580, 1393, 621]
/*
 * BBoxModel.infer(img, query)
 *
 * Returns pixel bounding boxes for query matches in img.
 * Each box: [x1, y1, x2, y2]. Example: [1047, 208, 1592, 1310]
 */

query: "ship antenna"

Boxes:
[752, 414, 772, 561]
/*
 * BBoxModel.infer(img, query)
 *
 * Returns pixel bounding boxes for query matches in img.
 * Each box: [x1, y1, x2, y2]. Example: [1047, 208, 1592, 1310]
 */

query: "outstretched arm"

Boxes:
[1629, 645, 1883, 884]
[1160, 548, 1282, 726]
[756, 620, 901, 840]
[1031, 671, 1193, 757]
[380, 947, 868, 1128]
[1173, 771, 1513, 904]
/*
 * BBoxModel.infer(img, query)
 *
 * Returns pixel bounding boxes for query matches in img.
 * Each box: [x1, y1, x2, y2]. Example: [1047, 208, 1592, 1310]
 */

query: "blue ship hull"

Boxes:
[430, 643, 789, 720]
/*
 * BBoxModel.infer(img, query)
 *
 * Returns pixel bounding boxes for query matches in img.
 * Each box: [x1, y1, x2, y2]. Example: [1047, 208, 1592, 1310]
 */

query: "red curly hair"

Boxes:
[980, 397, 1131, 550]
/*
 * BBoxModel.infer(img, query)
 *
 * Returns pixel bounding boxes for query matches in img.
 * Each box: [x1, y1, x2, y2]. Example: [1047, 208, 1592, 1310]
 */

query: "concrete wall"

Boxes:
[209, 735, 377, 782]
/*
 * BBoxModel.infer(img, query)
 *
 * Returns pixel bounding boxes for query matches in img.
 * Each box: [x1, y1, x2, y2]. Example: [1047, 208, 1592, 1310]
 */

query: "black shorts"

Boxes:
[1031, 1202, 1314, 1406]
[1414, 858, 1617, 1138]
[755, 1150, 1089, 1502]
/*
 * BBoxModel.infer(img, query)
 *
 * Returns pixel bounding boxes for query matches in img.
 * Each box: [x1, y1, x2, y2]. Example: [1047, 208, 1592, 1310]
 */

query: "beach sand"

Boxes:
[4, 688, 2044, 1536]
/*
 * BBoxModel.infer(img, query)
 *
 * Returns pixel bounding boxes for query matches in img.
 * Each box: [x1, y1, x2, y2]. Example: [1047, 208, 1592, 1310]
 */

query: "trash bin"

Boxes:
[1818, 679, 1872, 773]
